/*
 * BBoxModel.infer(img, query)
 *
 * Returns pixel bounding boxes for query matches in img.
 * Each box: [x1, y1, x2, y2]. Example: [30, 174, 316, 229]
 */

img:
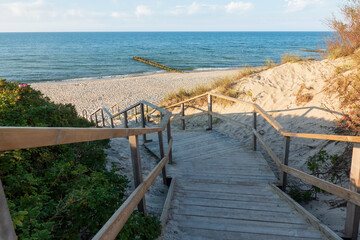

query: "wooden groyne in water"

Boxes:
[133, 56, 184, 73]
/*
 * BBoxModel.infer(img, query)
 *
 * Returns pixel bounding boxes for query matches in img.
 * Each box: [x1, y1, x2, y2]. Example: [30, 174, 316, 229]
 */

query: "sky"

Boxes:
[0, 0, 343, 32]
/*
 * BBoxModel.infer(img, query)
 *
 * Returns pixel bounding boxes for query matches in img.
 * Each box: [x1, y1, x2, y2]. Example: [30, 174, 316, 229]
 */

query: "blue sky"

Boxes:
[0, 0, 342, 32]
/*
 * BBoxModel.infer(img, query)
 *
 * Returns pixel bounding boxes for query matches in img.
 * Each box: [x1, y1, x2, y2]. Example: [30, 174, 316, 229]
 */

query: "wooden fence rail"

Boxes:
[167, 91, 360, 240]
[0, 101, 173, 240]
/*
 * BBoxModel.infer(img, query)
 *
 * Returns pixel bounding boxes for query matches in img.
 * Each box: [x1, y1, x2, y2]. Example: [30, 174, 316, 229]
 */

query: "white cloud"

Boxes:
[284, 0, 324, 12]
[2, 0, 45, 18]
[167, 2, 252, 16]
[111, 12, 130, 19]
[135, 5, 152, 17]
[225, 2, 253, 13]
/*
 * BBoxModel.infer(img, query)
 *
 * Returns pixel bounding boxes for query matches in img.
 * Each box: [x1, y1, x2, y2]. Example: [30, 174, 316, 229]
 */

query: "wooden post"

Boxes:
[252, 111, 257, 151]
[128, 135, 147, 215]
[344, 143, 360, 240]
[0, 180, 16, 240]
[140, 104, 147, 143]
[167, 122, 173, 164]
[123, 111, 128, 128]
[207, 94, 212, 130]
[110, 117, 114, 128]
[181, 103, 185, 130]
[101, 109, 105, 127]
[134, 107, 138, 123]
[146, 105, 149, 123]
[158, 131, 168, 185]
[280, 136, 290, 191]
[95, 114, 99, 127]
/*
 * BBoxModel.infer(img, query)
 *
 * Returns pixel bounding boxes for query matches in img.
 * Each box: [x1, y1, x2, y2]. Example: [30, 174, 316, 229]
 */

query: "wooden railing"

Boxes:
[167, 91, 360, 240]
[0, 101, 173, 240]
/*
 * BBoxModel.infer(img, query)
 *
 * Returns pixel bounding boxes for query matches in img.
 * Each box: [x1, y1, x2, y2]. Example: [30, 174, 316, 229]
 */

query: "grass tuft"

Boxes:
[160, 67, 261, 107]
[281, 53, 303, 64]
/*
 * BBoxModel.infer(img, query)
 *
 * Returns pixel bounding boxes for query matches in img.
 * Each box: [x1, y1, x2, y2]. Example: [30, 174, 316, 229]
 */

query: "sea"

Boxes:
[0, 32, 330, 83]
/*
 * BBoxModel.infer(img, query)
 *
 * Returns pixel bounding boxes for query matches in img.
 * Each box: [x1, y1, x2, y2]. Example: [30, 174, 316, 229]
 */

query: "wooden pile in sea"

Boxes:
[133, 56, 184, 73]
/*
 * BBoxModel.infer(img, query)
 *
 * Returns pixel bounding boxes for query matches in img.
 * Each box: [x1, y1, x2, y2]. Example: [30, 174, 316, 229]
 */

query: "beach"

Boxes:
[32, 69, 241, 114]
[32, 56, 355, 235]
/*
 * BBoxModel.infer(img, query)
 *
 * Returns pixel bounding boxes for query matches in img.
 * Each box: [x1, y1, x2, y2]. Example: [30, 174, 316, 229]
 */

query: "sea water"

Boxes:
[0, 32, 330, 83]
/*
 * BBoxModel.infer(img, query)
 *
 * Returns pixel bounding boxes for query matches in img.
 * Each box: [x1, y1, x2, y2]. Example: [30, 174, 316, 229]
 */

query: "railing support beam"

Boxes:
[207, 94, 212, 130]
[252, 111, 257, 151]
[280, 136, 290, 191]
[140, 104, 147, 143]
[345, 143, 360, 240]
[167, 122, 173, 164]
[181, 103, 185, 130]
[158, 131, 168, 185]
[129, 135, 147, 215]
[0, 180, 17, 240]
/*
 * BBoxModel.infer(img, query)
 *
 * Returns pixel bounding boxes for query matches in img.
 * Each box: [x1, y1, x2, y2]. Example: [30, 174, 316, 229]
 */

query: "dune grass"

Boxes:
[160, 67, 261, 107]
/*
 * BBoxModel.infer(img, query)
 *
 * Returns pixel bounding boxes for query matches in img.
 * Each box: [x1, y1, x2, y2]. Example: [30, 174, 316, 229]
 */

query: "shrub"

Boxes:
[326, 0, 360, 57]
[0, 79, 161, 239]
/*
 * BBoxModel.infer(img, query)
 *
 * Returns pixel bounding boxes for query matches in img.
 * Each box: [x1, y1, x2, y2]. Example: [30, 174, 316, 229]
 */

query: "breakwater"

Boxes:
[133, 56, 184, 73]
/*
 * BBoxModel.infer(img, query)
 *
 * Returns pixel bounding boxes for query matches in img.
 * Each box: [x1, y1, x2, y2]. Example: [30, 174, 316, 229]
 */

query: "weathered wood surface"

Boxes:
[145, 130, 337, 240]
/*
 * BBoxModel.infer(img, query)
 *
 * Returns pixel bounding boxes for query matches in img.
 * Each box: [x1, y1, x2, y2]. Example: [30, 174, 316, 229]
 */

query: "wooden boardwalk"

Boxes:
[145, 130, 336, 240]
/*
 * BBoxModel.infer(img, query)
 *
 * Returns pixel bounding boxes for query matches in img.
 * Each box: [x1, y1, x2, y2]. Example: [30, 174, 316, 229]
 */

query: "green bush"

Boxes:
[0, 79, 161, 239]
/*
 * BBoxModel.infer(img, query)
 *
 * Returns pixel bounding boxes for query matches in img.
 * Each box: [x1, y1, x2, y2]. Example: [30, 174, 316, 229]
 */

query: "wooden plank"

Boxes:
[282, 164, 360, 207]
[270, 183, 342, 240]
[0, 180, 17, 240]
[160, 177, 176, 238]
[283, 131, 360, 143]
[92, 137, 173, 240]
[0, 126, 163, 151]
[345, 143, 360, 239]
[179, 227, 324, 240]
[253, 111, 257, 151]
[172, 214, 324, 238]
[207, 94, 212, 130]
[158, 131, 167, 185]
[174, 204, 307, 224]
[166, 122, 173, 164]
[181, 103, 185, 130]
[280, 136, 290, 190]
[129, 135, 146, 215]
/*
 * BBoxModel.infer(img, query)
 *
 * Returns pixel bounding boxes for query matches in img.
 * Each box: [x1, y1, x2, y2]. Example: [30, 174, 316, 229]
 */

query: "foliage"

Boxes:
[0, 79, 161, 239]
[307, 150, 347, 184]
[326, 0, 360, 57]
[288, 187, 314, 203]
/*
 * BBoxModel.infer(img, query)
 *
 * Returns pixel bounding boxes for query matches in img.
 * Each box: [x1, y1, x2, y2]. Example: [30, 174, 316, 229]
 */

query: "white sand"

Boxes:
[32, 70, 241, 114]
[32, 59, 355, 237]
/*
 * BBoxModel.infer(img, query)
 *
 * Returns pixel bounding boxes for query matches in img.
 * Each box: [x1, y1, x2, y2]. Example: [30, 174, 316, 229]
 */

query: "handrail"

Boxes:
[0, 100, 174, 240]
[168, 92, 360, 143]
[92, 137, 173, 240]
[166, 91, 360, 238]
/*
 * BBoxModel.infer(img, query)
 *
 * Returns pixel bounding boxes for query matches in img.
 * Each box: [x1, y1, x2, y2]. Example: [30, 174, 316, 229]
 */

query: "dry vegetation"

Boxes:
[295, 83, 314, 106]
[326, 0, 360, 58]
[160, 67, 261, 106]
[325, 0, 360, 134]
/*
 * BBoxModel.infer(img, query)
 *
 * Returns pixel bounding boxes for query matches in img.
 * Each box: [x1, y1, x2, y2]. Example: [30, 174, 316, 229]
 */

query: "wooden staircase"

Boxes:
[145, 130, 340, 240]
